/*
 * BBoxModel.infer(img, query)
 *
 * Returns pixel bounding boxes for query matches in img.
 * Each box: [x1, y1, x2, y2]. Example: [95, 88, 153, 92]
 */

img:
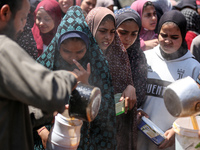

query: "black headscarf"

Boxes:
[158, 10, 188, 60]
[174, 0, 197, 11]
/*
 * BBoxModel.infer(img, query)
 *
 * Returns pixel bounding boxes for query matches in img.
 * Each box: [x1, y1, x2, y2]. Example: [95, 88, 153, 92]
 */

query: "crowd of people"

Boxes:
[1, 0, 200, 150]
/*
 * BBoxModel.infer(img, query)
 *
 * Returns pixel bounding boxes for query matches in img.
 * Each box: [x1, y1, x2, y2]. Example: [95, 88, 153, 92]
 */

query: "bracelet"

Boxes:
[38, 127, 46, 134]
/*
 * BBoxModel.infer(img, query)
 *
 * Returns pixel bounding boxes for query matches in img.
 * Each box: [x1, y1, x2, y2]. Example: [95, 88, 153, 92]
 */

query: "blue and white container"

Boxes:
[137, 116, 166, 146]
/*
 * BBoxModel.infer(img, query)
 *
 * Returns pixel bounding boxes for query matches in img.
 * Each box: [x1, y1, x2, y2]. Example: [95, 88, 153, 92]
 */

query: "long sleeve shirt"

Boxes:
[0, 35, 77, 150]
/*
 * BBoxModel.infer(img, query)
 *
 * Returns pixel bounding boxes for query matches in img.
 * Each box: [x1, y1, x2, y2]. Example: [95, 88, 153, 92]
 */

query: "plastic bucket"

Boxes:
[173, 116, 200, 150]
[46, 113, 83, 150]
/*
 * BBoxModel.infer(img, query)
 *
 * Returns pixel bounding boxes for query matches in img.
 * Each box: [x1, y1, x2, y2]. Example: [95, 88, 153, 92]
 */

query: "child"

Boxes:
[114, 8, 148, 149]
[137, 10, 200, 150]
[131, 0, 158, 51]
[37, 6, 117, 150]
[86, 7, 137, 150]
[32, 0, 62, 57]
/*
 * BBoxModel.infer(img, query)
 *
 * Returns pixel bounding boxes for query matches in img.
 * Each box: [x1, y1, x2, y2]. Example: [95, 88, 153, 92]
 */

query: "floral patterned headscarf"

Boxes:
[37, 6, 116, 150]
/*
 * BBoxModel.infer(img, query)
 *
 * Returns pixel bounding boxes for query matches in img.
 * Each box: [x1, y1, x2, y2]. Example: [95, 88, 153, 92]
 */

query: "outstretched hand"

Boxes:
[72, 59, 90, 85]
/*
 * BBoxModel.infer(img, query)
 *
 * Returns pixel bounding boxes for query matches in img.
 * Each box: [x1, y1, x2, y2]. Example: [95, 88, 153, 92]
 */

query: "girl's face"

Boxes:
[95, 19, 115, 51]
[81, 0, 96, 14]
[142, 5, 157, 31]
[60, 39, 87, 64]
[116, 20, 139, 49]
[158, 23, 182, 54]
[36, 8, 55, 33]
[58, 0, 73, 13]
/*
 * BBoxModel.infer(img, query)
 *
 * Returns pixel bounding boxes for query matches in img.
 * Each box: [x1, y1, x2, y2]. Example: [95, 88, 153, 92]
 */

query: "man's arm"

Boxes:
[0, 36, 77, 114]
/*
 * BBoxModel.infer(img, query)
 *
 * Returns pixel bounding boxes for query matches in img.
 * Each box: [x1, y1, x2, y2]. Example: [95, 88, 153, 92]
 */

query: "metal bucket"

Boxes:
[69, 83, 101, 122]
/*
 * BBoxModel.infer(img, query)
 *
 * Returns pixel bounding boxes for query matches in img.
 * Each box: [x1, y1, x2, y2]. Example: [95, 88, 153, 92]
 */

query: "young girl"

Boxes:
[114, 8, 147, 149]
[57, 0, 75, 17]
[32, 0, 62, 57]
[137, 10, 200, 150]
[86, 7, 137, 150]
[37, 6, 117, 150]
[131, 0, 158, 51]
[80, 0, 96, 16]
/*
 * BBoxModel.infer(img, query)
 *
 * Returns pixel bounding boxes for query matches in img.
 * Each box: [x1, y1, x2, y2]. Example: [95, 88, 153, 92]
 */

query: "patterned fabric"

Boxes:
[181, 8, 200, 33]
[115, 8, 147, 150]
[86, 7, 133, 94]
[86, 7, 135, 150]
[16, 14, 38, 60]
[174, 0, 197, 10]
[37, 6, 116, 150]
[114, 7, 147, 108]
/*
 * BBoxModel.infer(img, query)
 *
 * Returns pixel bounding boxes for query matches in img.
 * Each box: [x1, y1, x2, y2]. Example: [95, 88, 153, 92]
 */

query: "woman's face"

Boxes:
[142, 5, 157, 31]
[59, 38, 87, 64]
[81, 0, 96, 14]
[116, 20, 139, 49]
[158, 23, 182, 54]
[95, 19, 115, 51]
[36, 8, 55, 33]
[58, 0, 73, 13]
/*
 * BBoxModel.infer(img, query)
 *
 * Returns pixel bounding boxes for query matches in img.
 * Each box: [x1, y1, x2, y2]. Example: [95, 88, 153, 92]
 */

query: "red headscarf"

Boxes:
[32, 0, 62, 57]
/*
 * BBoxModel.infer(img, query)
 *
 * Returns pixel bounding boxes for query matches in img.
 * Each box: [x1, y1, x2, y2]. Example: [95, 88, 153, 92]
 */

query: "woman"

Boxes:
[137, 10, 200, 150]
[37, 6, 117, 150]
[114, 8, 148, 149]
[131, 0, 158, 51]
[32, 0, 62, 57]
[86, 7, 137, 150]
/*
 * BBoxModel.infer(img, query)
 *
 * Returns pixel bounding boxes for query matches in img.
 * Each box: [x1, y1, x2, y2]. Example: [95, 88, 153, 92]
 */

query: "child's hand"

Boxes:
[72, 59, 90, 85]
[37, 127, 49, 149]
[137, 109, 149, 125]
[120, 85, 137, 114]
[158, 128, 175, 149]
[144, 39, 159, 50]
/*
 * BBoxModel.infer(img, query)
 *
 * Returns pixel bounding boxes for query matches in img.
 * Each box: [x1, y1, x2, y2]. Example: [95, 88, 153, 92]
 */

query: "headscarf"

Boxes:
[114, 8, 147, 150]
[32, 0, 62, 57]
[131, 0, 158, 50]
[158, 10, 187, 42]
[86, 7, 133, 94]
[86, 7, 134, 150]
[17, 14, 38, 60]
[37, 6, 116, 150]
[181, 8, 200, 33]
[157, 10, 188, 60]
[174, 0, 197, 11]
[115, 7, 147, 108]
[131, 0, 148, 17]
[115, 8, 141, 29]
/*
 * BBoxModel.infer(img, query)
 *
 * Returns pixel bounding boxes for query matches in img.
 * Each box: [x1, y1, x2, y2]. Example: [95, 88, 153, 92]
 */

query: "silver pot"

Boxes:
[163, 76, 200, 117]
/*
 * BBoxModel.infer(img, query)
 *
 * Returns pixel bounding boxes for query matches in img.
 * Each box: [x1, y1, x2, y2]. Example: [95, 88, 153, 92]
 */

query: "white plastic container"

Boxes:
[173, 116, 200, 150]
[46, 111, 83, 150]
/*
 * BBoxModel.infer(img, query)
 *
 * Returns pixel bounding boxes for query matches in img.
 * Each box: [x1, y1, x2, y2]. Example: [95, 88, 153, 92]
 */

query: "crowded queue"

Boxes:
[1, 0, 200, 150]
